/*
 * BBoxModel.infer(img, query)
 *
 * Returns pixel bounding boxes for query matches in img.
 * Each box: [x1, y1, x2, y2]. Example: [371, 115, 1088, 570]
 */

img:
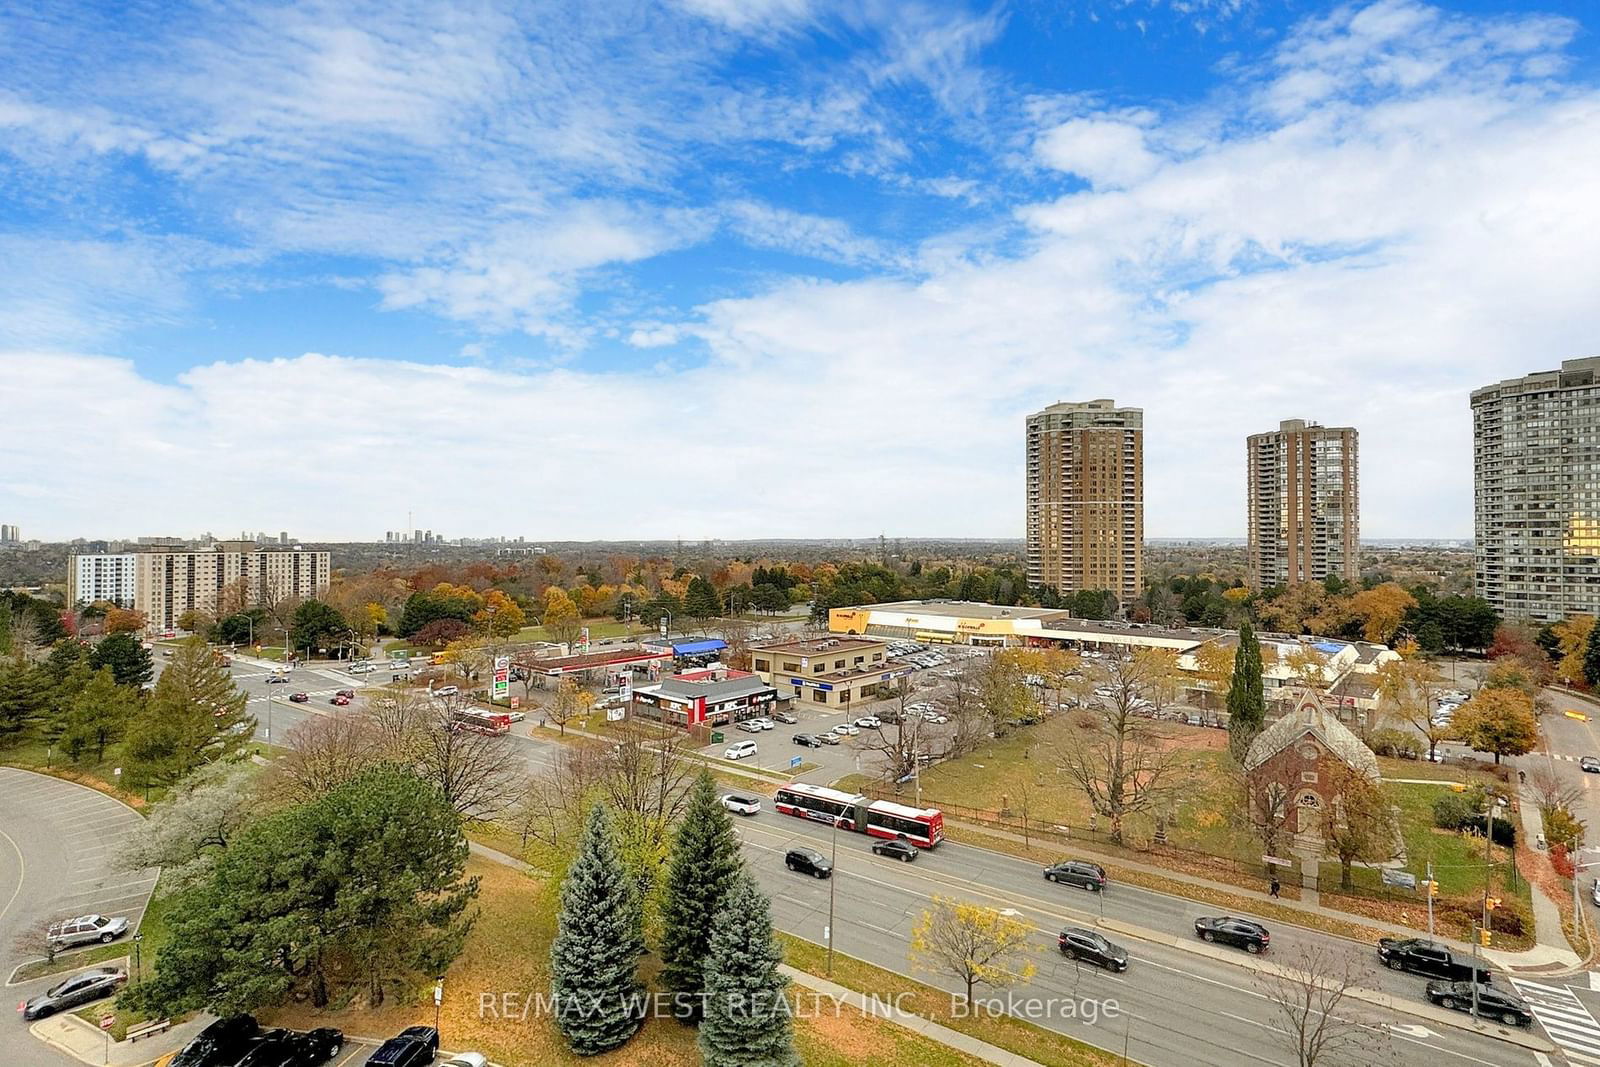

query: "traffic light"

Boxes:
[1480, 929, 1492, 946]
[1487, 897, 1501, 911]
[1450, 782, 1468, 793]
[1425, 880, 1439, 897]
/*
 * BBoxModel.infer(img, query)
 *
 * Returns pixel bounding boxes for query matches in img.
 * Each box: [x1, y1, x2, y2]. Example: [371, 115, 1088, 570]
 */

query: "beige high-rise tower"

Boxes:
[1246, 419, 1359, 590]
[1025, 400, 1143, 608]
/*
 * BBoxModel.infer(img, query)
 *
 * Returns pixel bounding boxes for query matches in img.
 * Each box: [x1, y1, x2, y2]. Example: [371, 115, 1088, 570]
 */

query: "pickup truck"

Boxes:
[1377, 937, 1492, 982]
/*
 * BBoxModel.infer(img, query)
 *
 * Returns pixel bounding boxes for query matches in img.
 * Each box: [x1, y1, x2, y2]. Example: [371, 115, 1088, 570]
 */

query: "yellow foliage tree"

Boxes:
[1552, 615, 1596, 687]
[1193, 640, 1235, 697]
[541, 587, 582, 650]
[473, 589, 526, 638]
[1348, 583, 1418, 644]
[909, 897, 1036, 1006]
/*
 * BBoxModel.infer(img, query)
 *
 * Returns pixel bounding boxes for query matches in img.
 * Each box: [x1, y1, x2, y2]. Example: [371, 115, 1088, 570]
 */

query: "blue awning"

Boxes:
[1312, 641, 1346, 655]
[673, 639, 727, 656]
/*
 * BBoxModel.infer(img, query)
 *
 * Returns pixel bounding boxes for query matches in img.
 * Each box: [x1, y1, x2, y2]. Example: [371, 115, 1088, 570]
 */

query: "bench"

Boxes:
[126, 1018, 171, 1042]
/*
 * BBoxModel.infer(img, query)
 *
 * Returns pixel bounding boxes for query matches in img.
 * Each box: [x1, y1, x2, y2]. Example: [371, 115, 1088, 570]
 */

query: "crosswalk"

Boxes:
[1511, 978, 1600, 1065]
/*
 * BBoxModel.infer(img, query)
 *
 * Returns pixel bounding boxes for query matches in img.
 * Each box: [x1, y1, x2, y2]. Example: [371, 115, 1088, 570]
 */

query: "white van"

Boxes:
[434, 685, 460, 697]
[723, 740, 758, 761]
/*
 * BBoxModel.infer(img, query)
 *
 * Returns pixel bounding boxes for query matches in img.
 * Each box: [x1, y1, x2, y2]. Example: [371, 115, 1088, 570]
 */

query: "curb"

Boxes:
[7, 952, 131, 988]
[1098, 918, 1558, 1053]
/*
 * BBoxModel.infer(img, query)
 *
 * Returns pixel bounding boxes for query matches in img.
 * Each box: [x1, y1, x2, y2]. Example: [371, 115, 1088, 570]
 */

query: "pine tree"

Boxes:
[63, 666, 133, 762]
[0, 656, 50, 747]
[697, 873, 800, 1067]
[684, 577, 722, 622]
[550, 804, 645, 1055]
[1584, 619, 1600, 688]
[659, 772, 744, 1016]
[1226, 622, 1266, 763]
[124, 638, 251, 787]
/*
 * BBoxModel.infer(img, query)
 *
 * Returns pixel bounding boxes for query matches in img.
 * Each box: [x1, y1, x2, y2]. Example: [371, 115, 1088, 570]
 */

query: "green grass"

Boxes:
[72, 883, 177, 1038]
[506, 619, 650, 644]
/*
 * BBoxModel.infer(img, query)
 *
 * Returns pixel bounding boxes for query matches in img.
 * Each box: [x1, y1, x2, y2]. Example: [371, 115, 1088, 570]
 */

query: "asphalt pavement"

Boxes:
[0, 768, 156, 1067]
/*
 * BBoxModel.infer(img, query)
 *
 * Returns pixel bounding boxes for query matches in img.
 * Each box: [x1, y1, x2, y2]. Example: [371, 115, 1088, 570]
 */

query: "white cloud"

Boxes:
[1034, 117, 1162, 189]
[724, 200, 905, 269]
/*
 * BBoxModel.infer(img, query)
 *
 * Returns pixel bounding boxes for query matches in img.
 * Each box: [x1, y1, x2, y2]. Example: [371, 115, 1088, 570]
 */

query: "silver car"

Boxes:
[48, 914, 130, 948]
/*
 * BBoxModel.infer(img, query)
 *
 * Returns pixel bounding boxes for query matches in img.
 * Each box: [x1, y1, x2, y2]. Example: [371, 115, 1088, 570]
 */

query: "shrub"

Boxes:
[1461, 811, 1518, 847]
[1544, 806, 1588, 853]
[1552, 843, 1576, 880]
[1370, 728, 1421, 760]
[1432, 790, 1477, 830]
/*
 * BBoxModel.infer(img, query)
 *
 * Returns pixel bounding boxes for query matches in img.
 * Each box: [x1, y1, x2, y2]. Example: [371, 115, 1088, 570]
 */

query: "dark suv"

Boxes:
[1058, 927, 1130, 971]
[365, 1026, 439, 1066]
[170, 1014, 261, 1067]
[785, 846, 833, 879]
[1043, 860, 1107, 892]
[1426, 981, 1532, 1027]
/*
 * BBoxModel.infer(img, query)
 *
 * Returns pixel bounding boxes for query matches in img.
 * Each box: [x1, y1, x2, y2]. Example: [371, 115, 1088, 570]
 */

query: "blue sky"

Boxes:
[3, 0, 1599, 541]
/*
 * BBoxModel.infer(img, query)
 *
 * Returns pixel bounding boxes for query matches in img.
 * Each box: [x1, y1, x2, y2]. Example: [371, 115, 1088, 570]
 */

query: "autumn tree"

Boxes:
[103, 607, 148, 634]
[546, 678, 591, 737]
[1192, 639, 1235, 707]
[1131, 647, 1184, 715]
[1551, 615, 1596, 687]
[542, 587, 583, 651]
[910, 897, 1036, 1007]
[1049, 653, 1182, 844]
[1319, 763, 1398, 890]
[1376, 656, 1451, 760]
[1453, 688, 1540, 764]
[1348, 583, 1418, 645]
[473, 589, 526, 639]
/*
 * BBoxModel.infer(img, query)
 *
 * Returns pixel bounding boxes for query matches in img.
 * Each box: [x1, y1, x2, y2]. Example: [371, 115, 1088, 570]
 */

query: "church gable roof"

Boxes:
[1243, 689, 1380, 780]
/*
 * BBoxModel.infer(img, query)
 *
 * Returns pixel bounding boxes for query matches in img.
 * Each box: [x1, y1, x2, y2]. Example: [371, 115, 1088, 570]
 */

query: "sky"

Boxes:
[2, 0, 1598, 543]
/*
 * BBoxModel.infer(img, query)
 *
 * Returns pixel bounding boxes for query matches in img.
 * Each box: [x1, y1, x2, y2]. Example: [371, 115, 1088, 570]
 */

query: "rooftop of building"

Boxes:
[751, 635, 886, 655]
[654, 673, 773, 702]
[515, 646, 673, 673]
[1472, 355, 1600, 399]
[854, 600, 1069, 621]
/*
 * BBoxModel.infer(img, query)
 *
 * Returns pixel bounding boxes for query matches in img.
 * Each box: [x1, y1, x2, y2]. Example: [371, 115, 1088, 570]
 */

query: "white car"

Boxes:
[348, 663, 374, 674]
[833, 722, 860, 736]
[749, 717, 776, 731]
[720, 793, 762, 816]
[854, 716, 881, 729]
[924, 712, 949, 724]
[440, 1056, 489, 1067]
[737, 720, 763, 733]
[724, 740, 758, 760]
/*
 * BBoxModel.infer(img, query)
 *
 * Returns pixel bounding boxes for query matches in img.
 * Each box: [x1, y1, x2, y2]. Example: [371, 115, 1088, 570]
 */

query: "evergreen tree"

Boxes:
[684, 577, 722, 622]
[63, 666, 133, 762]
[697, 873, 800, 1067]
[0, 656, 50, 747]
[1584, 619, 1600, 688]
[0, 599, 11, 656]
[659, 772, 744, 1016]
[91, 632, 154, 688]
[1226, 622, 1266, 763]
[124, 638, 251, 787]
[550, 804, 645, 1055]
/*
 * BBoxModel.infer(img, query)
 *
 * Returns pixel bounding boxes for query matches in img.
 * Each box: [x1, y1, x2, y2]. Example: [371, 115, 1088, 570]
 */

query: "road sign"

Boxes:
[789, 755, 803, 768]
[1262, 854, 1292, 867]
[100, 1014, 115, 1031]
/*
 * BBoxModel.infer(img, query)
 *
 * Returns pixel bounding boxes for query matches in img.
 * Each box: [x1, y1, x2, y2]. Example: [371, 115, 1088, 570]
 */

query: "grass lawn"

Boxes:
[268, 857, 991, 1067]
[505, 619, 652, 645]
[0, 740, 154, 807]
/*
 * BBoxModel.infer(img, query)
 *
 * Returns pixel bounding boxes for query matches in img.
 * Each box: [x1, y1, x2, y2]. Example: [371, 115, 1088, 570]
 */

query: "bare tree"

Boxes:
[411, 704, 524, 819]
[12, 919, 61, 967]
[1251, 779, 1292, 866]
[361, 685, 432, 752]
[504, 744, 613, 854]
[1255, 941, 1388, 1067]
[274, 713, 384, 803]
[1048, 653, 1184, 844]
[941, 662, 990, 758]
[862, 679, 932, 783]
[1528, 764, 1585, 818]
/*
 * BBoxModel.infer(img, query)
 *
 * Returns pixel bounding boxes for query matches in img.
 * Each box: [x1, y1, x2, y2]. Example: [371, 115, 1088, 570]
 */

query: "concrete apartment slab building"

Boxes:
[1025, 399, 1144, 607]
[1246, 419, 1359, 589]
[69, 541, 330, 631]
[1472, 357, 1600, 621]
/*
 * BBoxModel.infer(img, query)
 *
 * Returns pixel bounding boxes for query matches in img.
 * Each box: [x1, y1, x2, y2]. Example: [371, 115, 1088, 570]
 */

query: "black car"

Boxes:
[170, 1014, 261, 1067]
[1195, 916, 1270, 953]
[1043, 860, 1107, 892]
[289, 692, 309, 703]
[1425, 981, 1533, 1027]
[1058, 927, 1130, 972]
[366, 1026, 440, 1067]
[22, 967, 127, 1019]
[236, 1027, 345, 1067]
[871, 839, 919, 862]
[1582, 756, 1600, 774]
[1377, 937, 1491, 982]
[792, 733, 822, 748]
[785, 846, 833, 879]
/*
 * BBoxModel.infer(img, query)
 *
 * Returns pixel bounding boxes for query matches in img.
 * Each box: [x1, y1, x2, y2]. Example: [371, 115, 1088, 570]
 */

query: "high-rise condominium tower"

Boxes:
[1025, 400, 1143, 607]
[1246, 419, 1360, 590]
[1472, 357, 1600, 622]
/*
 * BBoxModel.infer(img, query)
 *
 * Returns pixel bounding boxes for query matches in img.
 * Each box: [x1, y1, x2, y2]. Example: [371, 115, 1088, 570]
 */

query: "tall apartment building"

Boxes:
[1246, 419, 1360, 589]
[0, 524, 19, 543]
[1025, 399, 1144, 607]
[69, 542, 330, 630]
[1472, 357, 1600, 621]
[68, 553, 139, 608]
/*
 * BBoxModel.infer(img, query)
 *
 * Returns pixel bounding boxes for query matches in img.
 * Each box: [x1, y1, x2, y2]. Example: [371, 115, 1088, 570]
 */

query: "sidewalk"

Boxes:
[1504, 780, 1585, 971]
[31, 1012, 209, 1067]
[781, 966, 1043, 1067]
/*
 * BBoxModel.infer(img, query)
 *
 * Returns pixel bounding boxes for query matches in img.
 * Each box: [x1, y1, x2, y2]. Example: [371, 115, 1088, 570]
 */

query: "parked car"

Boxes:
[1042, 861, 1107, 892]
[1424, 981, 1532, 1026]
[792, 733, 822, 748]
[817, 731, 841, 745]
[854, 715, 882, 729]
[1195, 916, 1270, 953]
[170, 1014, 261, 1067]
[1377, 937, 1492, 982]
[871, 839, 919, 862]
[833, 723, 860, 736]
[748, 717, 776, 731]
[237, 1027, 346, 1067]
[724, 739, 758, 760]
[434, 685, 460, 697]
[737, 720, 763, 733]
[924, 712, 949, 724]
[330, 694, 351, 706]
[439, 1056, 489, 1067]
[289, 692, 309, 703]
[785, 846, 833, 879]
[1057, 927, 1130, 972]
[720, 793, 762, 816]
[22, 967, 127, 1019]
[1582, 756, 1600, 774]
[48, 913, 129, 948]
[364, 1026, 440, 1067]
[773, 711, 798, 724]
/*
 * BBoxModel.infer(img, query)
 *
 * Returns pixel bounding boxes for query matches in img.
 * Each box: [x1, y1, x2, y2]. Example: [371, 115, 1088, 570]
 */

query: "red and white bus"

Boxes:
[772, 783, 944, 848]
[449, 709, 512, 736]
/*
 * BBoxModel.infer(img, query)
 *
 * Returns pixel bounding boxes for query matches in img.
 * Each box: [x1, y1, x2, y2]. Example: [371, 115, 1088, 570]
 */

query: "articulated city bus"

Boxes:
[448, 708, 512, 736]
[772, 783, 944, 848]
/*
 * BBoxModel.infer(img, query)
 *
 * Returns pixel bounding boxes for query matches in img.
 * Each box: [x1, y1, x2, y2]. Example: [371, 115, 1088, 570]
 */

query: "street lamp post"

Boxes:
[826, 815, 839, 976]
[434, 975, 444, 1039]
[1472, 793, 1507, 1024]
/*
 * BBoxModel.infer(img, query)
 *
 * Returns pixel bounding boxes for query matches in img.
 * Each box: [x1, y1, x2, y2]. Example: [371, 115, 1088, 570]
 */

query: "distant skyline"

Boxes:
[4, 2, 1599, 541]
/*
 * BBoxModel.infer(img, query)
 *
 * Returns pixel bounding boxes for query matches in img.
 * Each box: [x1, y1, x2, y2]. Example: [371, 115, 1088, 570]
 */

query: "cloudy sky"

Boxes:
[2, 0, 1597, 542]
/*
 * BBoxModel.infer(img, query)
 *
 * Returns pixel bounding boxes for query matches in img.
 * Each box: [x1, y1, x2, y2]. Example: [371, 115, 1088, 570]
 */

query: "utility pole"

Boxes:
[826, 814, 839, 976]
[1473, 794, 1499, 1024]
[1426, 860, 1435, 937]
